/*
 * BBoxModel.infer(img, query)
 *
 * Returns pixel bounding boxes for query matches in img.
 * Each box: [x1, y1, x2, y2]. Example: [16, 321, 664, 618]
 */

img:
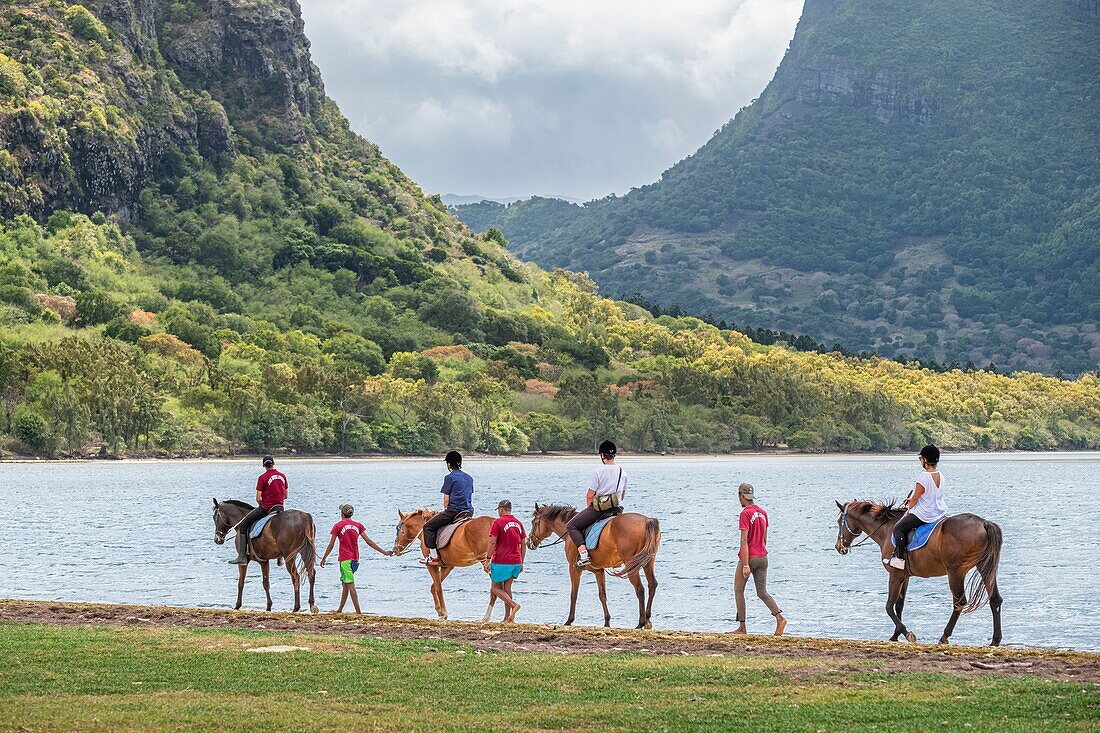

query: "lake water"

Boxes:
[1, 454, 1097, 650]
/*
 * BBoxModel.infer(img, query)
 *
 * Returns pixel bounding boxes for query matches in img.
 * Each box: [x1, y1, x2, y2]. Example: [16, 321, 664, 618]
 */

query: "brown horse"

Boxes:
[212, 499, 318, 613]
[834, 500, 1003, 645]
[392, 508, 494, 621]
[528, 503, 661, 629]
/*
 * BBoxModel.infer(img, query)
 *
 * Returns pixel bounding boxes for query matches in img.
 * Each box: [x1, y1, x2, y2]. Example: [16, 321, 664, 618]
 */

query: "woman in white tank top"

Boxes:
[886, 444, 948, 570]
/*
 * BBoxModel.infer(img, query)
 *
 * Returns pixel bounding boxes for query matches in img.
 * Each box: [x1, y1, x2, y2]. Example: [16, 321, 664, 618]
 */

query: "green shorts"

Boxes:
[490, 562, 522, 583]
[338, 559, 359, 584]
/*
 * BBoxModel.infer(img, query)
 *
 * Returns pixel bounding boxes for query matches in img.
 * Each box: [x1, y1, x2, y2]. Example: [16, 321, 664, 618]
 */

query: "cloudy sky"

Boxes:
[300, 0, 803, 201]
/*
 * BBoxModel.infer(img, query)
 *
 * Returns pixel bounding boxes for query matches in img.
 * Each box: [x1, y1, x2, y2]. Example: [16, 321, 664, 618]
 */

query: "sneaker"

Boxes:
[425, 557, 445, 567]
[887, 557, 906, 570]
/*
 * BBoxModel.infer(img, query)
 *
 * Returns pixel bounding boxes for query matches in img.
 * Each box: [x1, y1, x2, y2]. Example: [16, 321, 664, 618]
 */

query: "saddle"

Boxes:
[248, 507, 283, 540]
[585, 517, 614, 551]
[906, 517, 946, 552]
[436, 513, 473, 549]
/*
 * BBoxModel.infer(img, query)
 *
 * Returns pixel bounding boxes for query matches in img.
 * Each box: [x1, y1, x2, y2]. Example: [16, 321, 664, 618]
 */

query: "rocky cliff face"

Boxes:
[0, 0, 324, 220]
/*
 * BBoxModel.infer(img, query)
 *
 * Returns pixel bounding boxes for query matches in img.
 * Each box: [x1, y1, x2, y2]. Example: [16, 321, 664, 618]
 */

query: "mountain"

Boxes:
[440, 194, 583, 206]
[454, 0, 1100, 376]
[1, 0, 1097, 458]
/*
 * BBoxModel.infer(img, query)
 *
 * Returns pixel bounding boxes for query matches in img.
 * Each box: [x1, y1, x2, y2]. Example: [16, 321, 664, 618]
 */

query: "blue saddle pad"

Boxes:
[249, 512, 277, 539]
[907, 517, 945, 552]
[586, 517, 613, 550]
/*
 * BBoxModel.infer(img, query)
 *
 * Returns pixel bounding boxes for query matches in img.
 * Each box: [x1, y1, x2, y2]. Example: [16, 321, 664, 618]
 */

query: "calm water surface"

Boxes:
[1, 454, 1097, 650]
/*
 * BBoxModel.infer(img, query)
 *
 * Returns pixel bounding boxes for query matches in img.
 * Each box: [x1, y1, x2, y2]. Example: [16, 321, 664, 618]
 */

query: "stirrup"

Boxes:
[574, 556, 591, 568]
[424, 557, 445, 567]
[885, 557, 906, 570]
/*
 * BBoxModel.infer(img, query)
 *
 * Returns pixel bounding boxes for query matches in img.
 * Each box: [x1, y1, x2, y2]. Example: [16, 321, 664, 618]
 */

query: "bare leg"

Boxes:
[504, 578, 520, 622]
[565, 565, 581, 625]
[593, 569, 611, 627]
[939, 570, 966, 644]
[643, 559, 657, 629]
[482, 591, 497, 623]
[235, 563, 247, 610]
[336, 585, 349, 612]
[490, 582, 518, 622]
[628, 570, 646, 629]
[261, 561, 272, 611]
[348, 584, 362, 614]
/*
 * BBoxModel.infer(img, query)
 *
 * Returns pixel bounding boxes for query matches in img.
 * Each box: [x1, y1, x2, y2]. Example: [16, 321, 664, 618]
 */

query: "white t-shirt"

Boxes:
[911, 470, 947, 522]
[587, 464, 627, 500]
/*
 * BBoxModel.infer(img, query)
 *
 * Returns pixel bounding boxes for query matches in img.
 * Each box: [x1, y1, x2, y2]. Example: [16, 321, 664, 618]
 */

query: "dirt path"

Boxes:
[2, 599, 1097, 682]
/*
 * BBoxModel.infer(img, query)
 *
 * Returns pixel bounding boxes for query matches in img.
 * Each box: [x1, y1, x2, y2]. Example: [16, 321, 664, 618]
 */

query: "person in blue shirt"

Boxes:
[424, 450, 474, 567]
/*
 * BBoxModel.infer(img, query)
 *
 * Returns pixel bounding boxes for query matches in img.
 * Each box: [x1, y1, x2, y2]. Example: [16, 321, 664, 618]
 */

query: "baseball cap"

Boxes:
[738, 482, 755, 499]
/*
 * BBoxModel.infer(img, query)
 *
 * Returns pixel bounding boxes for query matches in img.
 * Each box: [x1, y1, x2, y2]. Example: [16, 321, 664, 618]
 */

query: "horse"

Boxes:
[528, 503, 661, 629]
[392, 508, 495, 621]
[211, 498, 319, 614]
[834, 500, 1003, 645]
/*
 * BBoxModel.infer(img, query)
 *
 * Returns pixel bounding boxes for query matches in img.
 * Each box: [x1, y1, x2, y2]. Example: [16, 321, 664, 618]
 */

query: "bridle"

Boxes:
[528, 514, 565, 549]
[212, 507, 245, 544]
[392, 520, 424, 556]
[837, 503, 888, 550]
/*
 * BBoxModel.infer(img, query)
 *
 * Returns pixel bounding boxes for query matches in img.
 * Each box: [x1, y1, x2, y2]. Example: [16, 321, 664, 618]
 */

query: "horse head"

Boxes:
[393, 508, 433, 555]
[212, 498, 233, 545]
[835, 499, 865, 555]
[528, 502, 572, 549]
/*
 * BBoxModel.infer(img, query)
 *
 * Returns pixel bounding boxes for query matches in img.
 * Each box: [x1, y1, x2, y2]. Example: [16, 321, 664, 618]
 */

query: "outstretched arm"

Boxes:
[360, 531, 393, 556]
[320, 535, 337, 567]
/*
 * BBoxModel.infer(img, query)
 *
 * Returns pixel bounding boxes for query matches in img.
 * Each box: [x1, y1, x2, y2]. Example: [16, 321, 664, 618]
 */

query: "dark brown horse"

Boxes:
[834, 500, 1003, 645]
[392, 508, 494, 621]
[528, 503, 661, 629]
[212, 499, 318, 613]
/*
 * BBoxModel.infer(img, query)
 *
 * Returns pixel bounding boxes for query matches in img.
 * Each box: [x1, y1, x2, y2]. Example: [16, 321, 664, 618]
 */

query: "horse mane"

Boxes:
[222, 499, 254, 510]
[852, 500, 905, 522]
[538, 504, 578, 523]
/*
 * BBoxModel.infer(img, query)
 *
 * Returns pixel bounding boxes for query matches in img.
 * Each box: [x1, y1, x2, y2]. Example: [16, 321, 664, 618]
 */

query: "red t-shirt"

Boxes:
[489, 515, 526, 565]
[330, 519, 366, 561]
[739, 504, 769, 558]
[255, 469, 288, 509]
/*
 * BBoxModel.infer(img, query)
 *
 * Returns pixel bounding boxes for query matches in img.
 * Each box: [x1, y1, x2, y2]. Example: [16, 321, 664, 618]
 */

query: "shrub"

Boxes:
[75, 290, 127, 325]
[64, 4, 110, 44]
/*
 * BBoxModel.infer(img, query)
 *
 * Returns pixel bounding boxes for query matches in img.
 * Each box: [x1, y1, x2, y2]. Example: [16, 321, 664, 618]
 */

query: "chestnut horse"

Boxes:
[211, 498, 318, 613]
[392, 508, 494, 621]
[528, 503, 661, 629]
[834, 500, 1003, 645]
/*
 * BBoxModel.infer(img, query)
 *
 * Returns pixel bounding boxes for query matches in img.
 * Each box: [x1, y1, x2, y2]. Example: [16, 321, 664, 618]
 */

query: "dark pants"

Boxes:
[892, 513, 927, 559]
[423, 508, 470, 549]
[566, 505, 623, 549]
[235, 505, 282, 559]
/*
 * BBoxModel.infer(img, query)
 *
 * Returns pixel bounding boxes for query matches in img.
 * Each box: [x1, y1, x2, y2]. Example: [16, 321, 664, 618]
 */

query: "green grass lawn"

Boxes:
[0, 623, 1096, 732]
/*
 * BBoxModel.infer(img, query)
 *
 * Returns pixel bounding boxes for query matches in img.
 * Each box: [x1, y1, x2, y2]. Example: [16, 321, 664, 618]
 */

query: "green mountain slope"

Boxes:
[1, 0, 1098, 457]
[455, 0, 1100, 375]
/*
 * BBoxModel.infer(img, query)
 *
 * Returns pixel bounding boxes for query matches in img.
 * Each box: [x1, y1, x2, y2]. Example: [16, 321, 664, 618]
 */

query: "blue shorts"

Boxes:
[490, 563, 522, 583]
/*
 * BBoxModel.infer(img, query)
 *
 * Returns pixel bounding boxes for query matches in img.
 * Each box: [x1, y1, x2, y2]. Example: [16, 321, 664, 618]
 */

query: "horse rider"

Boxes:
[566, 440, 627, 568]
[423, 450, 474, 567]
[230, 454, 288, 565]
[887, 444, 948, 570]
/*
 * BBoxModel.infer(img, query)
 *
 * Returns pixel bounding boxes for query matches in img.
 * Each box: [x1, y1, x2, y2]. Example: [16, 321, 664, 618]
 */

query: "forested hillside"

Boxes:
[455, 0, 1100, 376]
[1, 0, 1098, 458]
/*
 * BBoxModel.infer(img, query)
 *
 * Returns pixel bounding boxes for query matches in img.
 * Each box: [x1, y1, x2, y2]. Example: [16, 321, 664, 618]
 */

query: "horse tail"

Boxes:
[963, 519, 1002, 614]
[297, 515, 317, 576]
[610, 517, 662, 578]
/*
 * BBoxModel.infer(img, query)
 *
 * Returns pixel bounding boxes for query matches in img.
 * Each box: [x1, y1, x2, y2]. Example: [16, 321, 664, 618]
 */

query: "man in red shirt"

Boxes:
[487, 499, 526, 622]
[230, 455, 288, 565]
[734, 483, 786, 636]
[320, 504, 392, 613]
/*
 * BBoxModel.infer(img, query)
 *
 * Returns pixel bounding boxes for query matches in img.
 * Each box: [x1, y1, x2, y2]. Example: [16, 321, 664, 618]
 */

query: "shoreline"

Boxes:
[2, 599, 1097, 681]
[3, 449, 1099, 464]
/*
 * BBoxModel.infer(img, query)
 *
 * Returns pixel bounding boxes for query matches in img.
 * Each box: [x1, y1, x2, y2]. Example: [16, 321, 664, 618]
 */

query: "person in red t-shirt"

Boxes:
[230, 455, 289, 565]
[486, 499, 526, 622]
[733, 483, 786, 636]
[320, 504, 392, 614]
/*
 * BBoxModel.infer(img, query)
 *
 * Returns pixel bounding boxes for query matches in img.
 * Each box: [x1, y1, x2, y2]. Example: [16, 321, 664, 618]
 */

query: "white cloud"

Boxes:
[301, 0, 802, 198]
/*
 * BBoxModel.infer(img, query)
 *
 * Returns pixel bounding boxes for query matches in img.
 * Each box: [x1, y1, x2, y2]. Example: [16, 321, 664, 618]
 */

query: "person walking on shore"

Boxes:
[487, 499, 526, 622]
[320, 504, 392, 614]
[733, 483, 786, 636]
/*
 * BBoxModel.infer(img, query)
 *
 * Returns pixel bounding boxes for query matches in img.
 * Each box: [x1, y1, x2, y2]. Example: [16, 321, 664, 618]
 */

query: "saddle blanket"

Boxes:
[437, 515, 473, 549]
[586, 517, 613, 550]
[907, 517, 946, 552]
[249, 512, 279, 539]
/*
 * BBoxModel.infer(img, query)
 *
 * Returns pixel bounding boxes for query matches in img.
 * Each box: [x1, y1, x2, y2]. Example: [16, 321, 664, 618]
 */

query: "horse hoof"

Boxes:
[938, 638, 949, 645]
[905, 632, 917, 643]
[310, 605, 319, 615]
[644, 621, 653, 630]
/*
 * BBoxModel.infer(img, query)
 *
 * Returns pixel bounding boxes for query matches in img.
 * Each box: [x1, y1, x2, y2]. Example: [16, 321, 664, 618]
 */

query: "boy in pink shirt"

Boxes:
[320, 504, 391, 613]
